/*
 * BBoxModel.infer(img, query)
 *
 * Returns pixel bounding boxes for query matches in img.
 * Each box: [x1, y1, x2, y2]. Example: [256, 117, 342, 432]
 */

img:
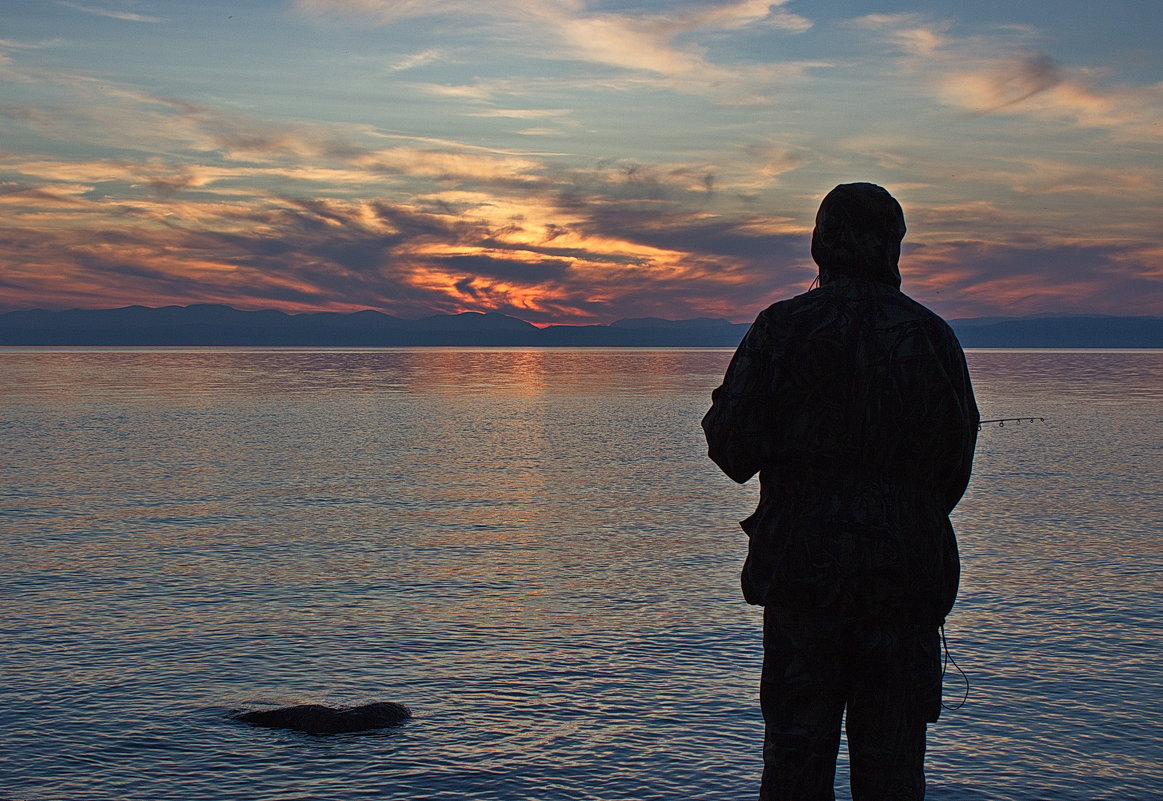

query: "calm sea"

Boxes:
[2, 348, 1160, 801]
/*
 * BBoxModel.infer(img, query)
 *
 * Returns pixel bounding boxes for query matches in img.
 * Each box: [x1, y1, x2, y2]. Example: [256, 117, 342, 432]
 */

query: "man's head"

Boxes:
[810, 183, 906, 288]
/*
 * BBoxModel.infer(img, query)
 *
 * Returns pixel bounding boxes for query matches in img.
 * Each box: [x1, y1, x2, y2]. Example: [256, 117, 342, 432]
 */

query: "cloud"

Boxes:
[465, 108, 566, 120]
[0, 38, 64, 50]
[902, 239, 1163, 318]
[850, 13, 950, 57]
[355, 147, 543, 183]
[0, 152, 814, 321]
[294, 0, 811, 80]
[736, 144, 808, 183]
[388, 48, 446, 72]
[4, 157, 1161, 320]
[2, 9, 1160, 322]
[955, 52, 1064, 113]
[4, 79, 1159, 321]
[0, 180, 89, 206]
[973, 159, 1158, 197]
[689, 0, 811, 33]
[844, 15, 1163, 143]
[57, 1, 165, 23]
[0, 38, 63, 79]
[934, 58, 1163, 141]
[293, 0, 466, 20]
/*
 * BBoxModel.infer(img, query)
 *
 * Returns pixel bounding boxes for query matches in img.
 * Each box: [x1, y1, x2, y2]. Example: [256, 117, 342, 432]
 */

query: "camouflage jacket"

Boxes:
[702, 274, 978, 624]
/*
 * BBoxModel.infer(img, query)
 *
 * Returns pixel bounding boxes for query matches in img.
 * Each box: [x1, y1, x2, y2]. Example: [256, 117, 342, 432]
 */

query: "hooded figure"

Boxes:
[702, 183, 978, 800]
[811, 181, 905, 288]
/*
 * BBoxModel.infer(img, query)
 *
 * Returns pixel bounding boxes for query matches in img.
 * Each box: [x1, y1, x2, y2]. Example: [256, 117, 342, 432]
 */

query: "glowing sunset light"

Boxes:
[1, 0, 1160, 323]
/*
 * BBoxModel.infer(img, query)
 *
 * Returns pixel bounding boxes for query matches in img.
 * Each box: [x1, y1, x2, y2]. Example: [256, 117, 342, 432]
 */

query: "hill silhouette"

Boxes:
[0, 305, 1160, 347]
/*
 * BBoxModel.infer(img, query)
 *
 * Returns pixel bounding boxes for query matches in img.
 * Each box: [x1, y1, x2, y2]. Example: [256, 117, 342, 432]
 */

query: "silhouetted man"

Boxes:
[702, 183, 978, 800]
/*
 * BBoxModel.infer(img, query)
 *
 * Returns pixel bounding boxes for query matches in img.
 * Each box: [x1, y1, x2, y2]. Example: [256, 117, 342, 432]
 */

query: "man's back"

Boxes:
[702, 272, 977, 623]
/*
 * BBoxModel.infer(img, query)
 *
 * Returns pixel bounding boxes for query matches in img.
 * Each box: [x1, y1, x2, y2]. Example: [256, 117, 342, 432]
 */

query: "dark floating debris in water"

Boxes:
[234, 702, 412, 734]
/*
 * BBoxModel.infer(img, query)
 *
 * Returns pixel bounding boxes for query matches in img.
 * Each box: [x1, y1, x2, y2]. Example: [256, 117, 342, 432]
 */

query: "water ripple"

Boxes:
[2, 348, 1160, 800]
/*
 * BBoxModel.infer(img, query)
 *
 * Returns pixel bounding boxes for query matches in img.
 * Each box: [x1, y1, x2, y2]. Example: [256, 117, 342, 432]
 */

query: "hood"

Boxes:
[810, 182, 906, 289]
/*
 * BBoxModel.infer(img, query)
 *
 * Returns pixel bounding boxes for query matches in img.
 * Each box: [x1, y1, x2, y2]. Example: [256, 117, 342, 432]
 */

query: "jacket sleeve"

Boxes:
[701, 317, 774, 484]
[943, 343, 979, 513]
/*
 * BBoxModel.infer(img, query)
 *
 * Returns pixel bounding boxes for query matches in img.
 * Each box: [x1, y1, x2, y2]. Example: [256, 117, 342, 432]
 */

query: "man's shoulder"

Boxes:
[747, 285, 855, 340]
[754, 287, 828, 320]
[893, 292, 961, 337]
[747, 294, 816, 341]
[752, 282, 962, 345]
[885, 288, 947, 319]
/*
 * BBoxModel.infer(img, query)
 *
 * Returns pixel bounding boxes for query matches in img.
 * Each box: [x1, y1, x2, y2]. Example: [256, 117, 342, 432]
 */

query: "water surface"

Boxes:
[2, 348, 1160, 800]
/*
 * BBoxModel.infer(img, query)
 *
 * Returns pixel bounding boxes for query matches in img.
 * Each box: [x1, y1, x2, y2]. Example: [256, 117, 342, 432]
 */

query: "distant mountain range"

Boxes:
[1, 304, 1161, 347]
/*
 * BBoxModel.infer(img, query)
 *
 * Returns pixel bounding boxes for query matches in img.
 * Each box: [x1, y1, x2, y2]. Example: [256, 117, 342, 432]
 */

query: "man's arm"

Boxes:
[701, 318, 774, 484]
[942, 339, 979, 513]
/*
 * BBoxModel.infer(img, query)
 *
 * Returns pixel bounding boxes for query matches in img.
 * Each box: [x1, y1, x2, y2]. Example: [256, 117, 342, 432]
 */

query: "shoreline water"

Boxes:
[3, 348, 1160, 800]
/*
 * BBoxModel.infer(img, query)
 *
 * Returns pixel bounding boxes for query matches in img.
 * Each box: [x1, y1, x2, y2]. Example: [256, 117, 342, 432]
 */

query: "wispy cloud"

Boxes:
[953, 52, 1065, 113]
[295, 0, 811, 80]
[0, 37, 64, 50]
[846, 13, 1163, 144]
[936, 59, 1163, 142]
[57, 1, 165, 23]
[388, 48, 445, 72]
[467, 108, 570, 120]
[850, 13, 950, 57]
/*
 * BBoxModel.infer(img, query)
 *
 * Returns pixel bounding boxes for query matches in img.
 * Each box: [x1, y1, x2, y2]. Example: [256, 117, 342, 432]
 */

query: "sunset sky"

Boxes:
[2, 0, 1161, 324]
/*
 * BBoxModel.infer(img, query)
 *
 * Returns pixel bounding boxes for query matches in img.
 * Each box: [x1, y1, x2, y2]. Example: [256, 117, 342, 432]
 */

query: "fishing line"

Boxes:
[934, 415, 1048, 712]
[940, 415, 1045, 709]
[940, 625, 969, 711]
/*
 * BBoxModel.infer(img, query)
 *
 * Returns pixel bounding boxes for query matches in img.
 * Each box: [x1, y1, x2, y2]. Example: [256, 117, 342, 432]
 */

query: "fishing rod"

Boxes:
[978, 416, 1045, 429]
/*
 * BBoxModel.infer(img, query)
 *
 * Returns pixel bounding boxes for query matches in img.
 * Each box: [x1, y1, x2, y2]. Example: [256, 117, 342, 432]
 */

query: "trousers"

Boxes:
[759, 607, 942, 801]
